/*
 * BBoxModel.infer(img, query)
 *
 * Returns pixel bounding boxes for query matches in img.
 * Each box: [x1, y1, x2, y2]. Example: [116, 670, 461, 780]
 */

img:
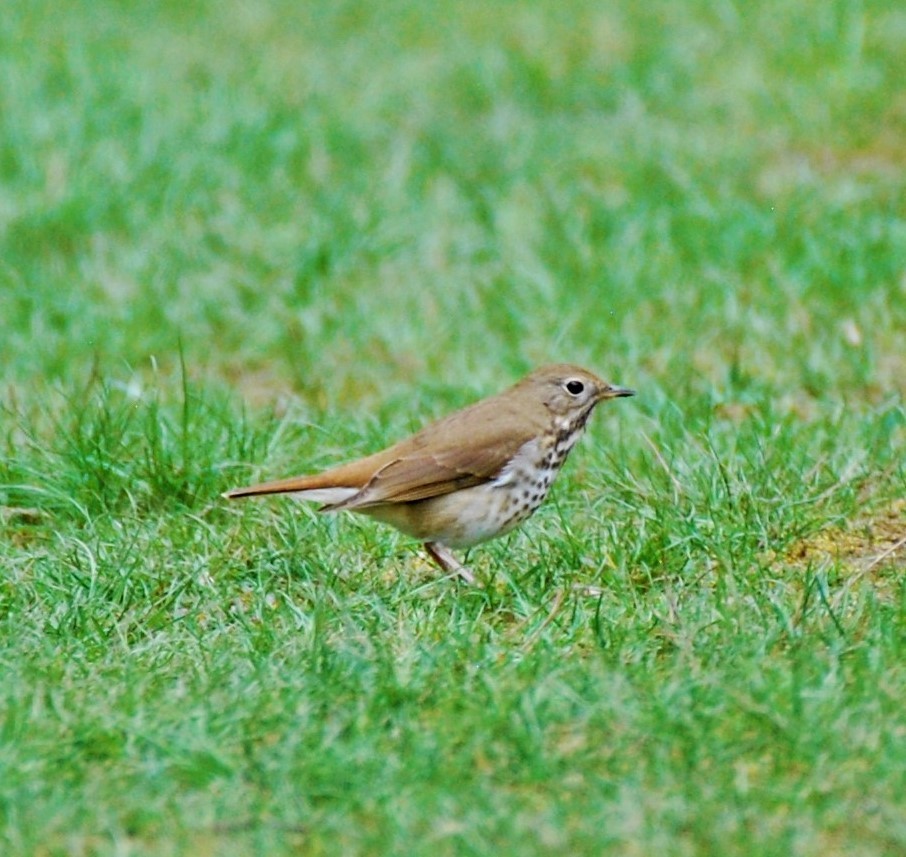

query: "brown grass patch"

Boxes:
[786, 499, 906, 575]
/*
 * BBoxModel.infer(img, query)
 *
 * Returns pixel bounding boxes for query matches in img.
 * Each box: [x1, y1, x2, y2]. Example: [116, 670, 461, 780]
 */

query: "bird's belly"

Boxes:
[361, 477, 554, 549]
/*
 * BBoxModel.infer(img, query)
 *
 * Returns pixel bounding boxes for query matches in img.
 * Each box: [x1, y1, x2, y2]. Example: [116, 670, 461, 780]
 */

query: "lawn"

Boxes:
[1, 0, 905, 854]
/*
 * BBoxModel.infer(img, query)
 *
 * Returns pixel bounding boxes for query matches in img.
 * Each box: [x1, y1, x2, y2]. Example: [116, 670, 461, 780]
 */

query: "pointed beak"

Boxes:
[600, 384, 636, 400]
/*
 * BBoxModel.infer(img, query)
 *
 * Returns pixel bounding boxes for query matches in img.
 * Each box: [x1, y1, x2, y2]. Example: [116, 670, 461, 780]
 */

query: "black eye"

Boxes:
[565, 380, 584, 395]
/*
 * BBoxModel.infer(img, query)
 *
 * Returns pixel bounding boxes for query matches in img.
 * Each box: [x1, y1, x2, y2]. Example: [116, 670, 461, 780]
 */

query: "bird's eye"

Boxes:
[565, 380, 585, 395]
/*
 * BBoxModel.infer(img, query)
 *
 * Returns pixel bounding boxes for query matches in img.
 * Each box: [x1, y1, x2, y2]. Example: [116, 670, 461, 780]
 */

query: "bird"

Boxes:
[224, 364, 634, 583]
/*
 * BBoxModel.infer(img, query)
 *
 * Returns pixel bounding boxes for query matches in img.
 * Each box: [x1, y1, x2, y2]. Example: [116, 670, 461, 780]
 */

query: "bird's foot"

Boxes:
[424, 542, 479, 586]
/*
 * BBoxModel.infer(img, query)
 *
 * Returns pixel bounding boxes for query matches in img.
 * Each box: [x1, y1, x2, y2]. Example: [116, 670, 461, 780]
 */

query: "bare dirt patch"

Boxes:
[786, 498, 906, 575]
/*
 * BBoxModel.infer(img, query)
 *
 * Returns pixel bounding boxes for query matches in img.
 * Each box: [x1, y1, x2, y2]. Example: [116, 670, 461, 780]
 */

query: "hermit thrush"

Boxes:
[225, 364, 634, 583]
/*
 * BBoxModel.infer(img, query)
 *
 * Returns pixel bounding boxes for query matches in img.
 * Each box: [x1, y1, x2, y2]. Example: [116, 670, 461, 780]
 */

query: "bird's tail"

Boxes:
[223, 474, 358, 505]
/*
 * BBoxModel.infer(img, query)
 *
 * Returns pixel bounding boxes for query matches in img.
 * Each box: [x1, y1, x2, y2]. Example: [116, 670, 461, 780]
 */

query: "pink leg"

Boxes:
[424, 542, 478, 585]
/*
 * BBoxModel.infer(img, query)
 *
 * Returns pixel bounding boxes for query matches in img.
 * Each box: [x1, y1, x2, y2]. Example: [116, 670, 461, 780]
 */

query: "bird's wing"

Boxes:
[325, 419, 540, 510]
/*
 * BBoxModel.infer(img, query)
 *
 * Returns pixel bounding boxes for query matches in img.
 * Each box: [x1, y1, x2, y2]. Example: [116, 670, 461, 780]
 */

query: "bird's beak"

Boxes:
[601, 384, 636, 399]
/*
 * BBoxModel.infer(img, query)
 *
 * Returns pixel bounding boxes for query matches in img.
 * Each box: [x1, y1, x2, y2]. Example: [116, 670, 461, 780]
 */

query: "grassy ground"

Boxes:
[2, 0, 905, 854]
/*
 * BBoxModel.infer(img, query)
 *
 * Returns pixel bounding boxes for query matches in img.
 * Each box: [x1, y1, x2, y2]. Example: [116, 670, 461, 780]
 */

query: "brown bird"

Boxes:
[225, 364, 634, 583]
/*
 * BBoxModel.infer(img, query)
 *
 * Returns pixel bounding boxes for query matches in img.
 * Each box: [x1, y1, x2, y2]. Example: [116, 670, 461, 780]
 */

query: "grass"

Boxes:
[2, 0, 905, 854]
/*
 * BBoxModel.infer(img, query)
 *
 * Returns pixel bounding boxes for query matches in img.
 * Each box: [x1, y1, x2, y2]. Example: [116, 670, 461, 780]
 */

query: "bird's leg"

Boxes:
[424, 542, 477, 585]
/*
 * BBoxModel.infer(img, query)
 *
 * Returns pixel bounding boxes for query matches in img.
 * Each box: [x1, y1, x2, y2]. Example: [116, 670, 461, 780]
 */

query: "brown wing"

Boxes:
[325, 397, 544, 510]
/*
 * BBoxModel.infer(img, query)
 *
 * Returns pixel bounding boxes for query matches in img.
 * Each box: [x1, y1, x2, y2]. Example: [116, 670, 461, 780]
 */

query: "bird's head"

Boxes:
[521, 363, 635, 420]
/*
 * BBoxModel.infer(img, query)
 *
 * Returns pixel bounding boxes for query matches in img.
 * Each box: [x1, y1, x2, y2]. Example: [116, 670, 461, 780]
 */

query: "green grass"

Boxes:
[2, 0, 906, 854]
